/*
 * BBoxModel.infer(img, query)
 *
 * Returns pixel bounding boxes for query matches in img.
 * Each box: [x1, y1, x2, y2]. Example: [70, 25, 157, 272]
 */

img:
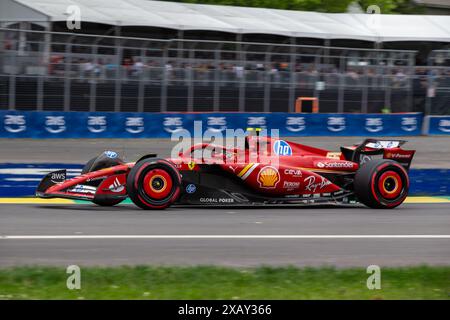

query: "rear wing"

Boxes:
[341, 139, 415, 170]
[351, 139, 406, 162]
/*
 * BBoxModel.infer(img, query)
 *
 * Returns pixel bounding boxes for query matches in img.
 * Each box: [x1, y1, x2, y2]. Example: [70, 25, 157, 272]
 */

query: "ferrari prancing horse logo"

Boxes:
[188, 161, 196, 170]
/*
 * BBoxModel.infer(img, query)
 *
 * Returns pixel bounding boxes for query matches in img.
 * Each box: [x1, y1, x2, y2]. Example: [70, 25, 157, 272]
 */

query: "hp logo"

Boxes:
[273, 140, 292, 156]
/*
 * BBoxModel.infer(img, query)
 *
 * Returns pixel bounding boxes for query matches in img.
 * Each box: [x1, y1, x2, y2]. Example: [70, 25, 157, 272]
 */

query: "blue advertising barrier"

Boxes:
[423, 115, 450, 135]
[0, 111, 423, 138]
[1, 164, 447, 197]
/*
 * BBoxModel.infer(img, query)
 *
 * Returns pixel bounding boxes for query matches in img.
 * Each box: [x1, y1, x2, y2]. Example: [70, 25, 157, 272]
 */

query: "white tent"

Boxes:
[1, 0, 450, 42]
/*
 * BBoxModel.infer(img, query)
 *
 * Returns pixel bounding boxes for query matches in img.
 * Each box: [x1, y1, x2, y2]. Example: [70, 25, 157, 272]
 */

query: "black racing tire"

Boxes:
[354, 159, 409, 209]
[126, 158, 181, 210]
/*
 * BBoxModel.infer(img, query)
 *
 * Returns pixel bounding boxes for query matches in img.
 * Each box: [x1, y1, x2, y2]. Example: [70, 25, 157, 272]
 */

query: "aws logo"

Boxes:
[4, 115, 26, 133]
[257, 166, 280, 189]
[45, 116, 66, 134]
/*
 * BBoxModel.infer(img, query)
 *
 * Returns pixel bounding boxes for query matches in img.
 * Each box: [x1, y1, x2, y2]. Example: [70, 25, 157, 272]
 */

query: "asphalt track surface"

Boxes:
[1, 136, 449, 168]
[1, 202, 449, 267]
[0, 136, 449, 267]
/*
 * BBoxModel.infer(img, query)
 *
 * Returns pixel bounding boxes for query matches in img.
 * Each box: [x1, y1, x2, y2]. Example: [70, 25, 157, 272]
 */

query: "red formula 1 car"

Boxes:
[36, 134, 415, 209]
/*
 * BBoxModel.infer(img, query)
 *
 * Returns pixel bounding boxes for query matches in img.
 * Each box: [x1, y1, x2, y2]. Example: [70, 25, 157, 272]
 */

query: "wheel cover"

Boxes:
[142, 169, 173, 200]
[377, 170, 402, 199]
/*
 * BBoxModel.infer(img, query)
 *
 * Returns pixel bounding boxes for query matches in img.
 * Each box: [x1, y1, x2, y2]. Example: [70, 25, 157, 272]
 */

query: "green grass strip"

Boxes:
[0, 265, 449, 300]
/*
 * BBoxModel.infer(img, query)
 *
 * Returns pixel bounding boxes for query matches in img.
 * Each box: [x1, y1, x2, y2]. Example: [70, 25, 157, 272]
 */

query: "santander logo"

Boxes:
[316, 161, 354, 169]
[108, 177, 124, 193]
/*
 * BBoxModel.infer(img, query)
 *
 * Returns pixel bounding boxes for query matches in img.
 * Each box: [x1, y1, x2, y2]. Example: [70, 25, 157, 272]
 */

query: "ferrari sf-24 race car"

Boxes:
[36, 134, 415, 209]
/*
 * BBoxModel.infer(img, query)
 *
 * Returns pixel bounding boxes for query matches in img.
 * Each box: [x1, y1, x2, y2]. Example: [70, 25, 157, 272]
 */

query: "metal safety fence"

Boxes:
[0, 27, 446, 114]
[426, 50, 450, 115]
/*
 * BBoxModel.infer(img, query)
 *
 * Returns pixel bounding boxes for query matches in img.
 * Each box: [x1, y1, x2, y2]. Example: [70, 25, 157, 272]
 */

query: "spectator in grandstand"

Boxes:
[131, 58, 145, 77]
[80, 59, 94, 80]
[233, 64, 244, 79]
[48, 55, 64, 76]
[346, 68, 359, 80]
[123, 58, 133, 77]
[270, 63, 280, 85]
[165, 61, 174, 82]
[256, 63, 265, 71]
[3, 38, 12, 50]
[394, 69, 407, 87]
[104, 58, 119, 79]
[93, 59, 103, 80]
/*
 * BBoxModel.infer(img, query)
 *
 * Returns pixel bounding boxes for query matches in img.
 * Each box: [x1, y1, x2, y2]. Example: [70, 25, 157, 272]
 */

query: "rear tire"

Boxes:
[126, 158, 181, 210]
[354, 159, 409, 209]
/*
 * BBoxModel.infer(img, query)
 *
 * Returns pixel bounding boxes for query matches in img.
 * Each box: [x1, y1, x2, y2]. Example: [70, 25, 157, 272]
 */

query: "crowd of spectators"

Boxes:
[38, 55, 445, 89]
[2, 48, 450, 90]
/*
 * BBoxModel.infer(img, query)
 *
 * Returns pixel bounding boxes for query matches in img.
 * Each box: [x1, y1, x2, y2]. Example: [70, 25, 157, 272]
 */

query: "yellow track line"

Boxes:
[0, 198, 76, 204]
[403, 197, 450, 203]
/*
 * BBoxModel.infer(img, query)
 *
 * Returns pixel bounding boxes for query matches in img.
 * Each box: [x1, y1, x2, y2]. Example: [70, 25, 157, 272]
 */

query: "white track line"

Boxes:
[1, 235, 450, 240]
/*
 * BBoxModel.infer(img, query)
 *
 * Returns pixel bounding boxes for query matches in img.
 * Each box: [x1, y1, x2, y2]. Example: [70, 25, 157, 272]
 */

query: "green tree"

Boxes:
[168, 0, 424, 14]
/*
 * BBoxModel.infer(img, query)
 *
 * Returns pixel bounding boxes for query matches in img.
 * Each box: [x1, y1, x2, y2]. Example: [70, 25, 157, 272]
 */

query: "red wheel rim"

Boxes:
[377, 171, 402, 199]
[142, 169, 173, 200]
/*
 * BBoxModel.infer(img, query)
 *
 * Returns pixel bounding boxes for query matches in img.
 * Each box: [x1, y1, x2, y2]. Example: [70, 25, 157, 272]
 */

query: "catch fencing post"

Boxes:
[263, 48, 272, 112]
[137, 46, 145, 113]
[213, 43, 222, 112]
[237, 33, 245, 112]
[114, 26, 122, 112]
[89, 43, 98, 112]
[337, 55, 345, 113]
[63, 36, 74, 112]
[187, 47, 194, 112]
[288, 37, 296, 113]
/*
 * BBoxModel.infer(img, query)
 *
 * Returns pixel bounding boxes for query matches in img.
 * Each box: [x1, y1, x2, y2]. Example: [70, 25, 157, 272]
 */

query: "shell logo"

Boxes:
[257, 166, 280, 188]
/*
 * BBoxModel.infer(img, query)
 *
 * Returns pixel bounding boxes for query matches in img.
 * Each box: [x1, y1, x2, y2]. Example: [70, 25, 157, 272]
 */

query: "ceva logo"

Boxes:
[273, 140, 292, 156]
[45, 116, 66, 133]
[125, 117, 144, 134]
[87, 116, 106, 133]
[327, 117, 346, 132]
[438, 119, 450, 133]
[4, 115, 26, 133]
[365, 118, 383, 133]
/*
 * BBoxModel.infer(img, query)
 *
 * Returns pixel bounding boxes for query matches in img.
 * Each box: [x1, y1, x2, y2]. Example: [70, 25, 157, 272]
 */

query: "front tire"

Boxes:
[126, 158, 181, 210]
[354, 159, 409, 209]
